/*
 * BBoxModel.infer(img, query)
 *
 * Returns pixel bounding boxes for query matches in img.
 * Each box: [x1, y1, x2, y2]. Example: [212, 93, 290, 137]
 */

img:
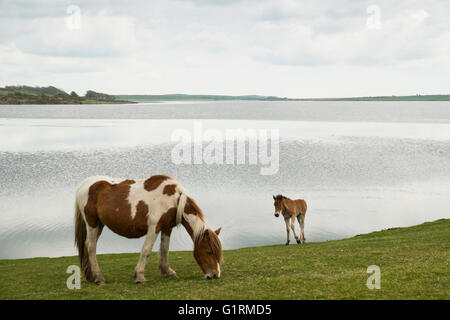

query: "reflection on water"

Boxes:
[1, 102, 450, 259]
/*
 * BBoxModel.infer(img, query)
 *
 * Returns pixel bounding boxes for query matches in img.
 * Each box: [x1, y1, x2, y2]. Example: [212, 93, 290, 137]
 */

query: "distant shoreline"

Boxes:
[117, 94, 450, 103]
[114, 94, 292, 103]
[296, 94, 450, 101]
[2, 85, 450, 104]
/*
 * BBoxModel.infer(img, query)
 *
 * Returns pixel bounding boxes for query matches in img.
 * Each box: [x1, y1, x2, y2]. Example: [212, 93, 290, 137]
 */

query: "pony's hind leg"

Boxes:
[159, 230, 177, 278]
[86, 225, 105, 284]
[297, 213, 306, 243]
[134, 229, 158, 284]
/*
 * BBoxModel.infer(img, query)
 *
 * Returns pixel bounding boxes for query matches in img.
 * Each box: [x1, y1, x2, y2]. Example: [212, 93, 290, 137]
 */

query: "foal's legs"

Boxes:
[159, 230, 177, 278]
[134, 228, 159, 284]
[297, 213, 306, 243]
[86, 225, 105, 284]
[284, 217, 290, 245]
[290, 215, 300, 244]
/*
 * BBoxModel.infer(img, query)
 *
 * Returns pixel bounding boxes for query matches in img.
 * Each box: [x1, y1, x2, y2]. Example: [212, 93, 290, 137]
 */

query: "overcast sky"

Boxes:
[1, 0, 449, 98]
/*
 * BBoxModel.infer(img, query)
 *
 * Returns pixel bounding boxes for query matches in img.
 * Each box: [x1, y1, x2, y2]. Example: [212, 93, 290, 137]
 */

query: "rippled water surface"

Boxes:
[1, 101, 449, 259]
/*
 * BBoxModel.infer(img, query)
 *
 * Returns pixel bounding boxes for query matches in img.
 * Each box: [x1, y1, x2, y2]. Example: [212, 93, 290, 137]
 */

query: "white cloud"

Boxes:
[10, 10, 137, 58]
[409, 9, 430, 23]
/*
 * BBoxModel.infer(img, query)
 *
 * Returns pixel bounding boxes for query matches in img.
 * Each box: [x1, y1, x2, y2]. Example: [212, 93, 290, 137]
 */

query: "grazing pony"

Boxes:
[273, 194, 307, 245]
[74, 174, 223, 284]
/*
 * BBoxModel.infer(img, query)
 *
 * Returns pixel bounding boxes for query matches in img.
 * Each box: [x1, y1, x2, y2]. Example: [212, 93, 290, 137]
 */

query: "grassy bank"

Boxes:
[0, 219, 448, 300]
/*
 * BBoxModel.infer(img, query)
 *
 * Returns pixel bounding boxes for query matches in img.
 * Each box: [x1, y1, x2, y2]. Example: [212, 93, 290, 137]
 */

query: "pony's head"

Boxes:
[273, 194, 285, 217]
[194, 227, 223, 279]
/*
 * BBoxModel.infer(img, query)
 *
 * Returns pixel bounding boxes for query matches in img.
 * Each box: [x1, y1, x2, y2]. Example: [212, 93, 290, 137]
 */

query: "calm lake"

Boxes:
[1, 101, 449, 259]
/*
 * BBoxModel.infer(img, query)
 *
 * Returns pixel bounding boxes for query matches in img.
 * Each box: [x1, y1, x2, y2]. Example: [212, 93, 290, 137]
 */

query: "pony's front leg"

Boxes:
[284, 217, 290, 245]
[159, 230, 177, 278]
[291, 215, 300, 244]
[134, 229, 158, 284]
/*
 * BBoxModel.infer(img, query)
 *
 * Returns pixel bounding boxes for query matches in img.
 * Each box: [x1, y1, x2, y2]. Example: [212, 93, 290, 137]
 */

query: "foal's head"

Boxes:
[273, 194, 285, 217]
[194, 227, 223, 280]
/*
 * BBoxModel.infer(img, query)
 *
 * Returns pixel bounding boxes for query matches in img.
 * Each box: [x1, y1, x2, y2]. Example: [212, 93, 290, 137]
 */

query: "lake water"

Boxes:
[1, 101, 449, 259]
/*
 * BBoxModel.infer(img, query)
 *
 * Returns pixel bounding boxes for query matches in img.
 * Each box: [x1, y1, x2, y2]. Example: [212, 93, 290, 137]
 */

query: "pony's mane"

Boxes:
[186, 196, 205, 220]
[183, 195, 222, 263]
[275, 194, 290, 200]
[195, 228, 223, 263]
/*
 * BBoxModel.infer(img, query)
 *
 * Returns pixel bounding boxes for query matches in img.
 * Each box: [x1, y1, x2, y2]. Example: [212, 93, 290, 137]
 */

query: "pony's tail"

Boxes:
[176, 188, 187, 226]
[74, 201, 93, 282]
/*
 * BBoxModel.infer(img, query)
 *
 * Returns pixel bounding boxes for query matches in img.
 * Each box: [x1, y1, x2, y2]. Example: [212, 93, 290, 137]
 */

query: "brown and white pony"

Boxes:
[74, 174, 223, 284]
[273, 194, 307, 245]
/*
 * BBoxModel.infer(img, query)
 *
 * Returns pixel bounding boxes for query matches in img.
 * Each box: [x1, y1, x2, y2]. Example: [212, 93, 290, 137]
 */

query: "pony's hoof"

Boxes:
[165, 270, 178, 279]
[296, 239, 301, 244]
[285, 241, 290, 246]
[160, 266, 178, 279]
[134, 271, 147, 284]
[94, 274, 105, 285]
[134, 277, 148, 284]
[164, 272, 178, 279]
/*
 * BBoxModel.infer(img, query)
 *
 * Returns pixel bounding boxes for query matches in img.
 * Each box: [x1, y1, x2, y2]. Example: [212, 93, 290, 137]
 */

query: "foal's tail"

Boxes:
[74, 201, 93, 281]
[176, 187, 187, 226]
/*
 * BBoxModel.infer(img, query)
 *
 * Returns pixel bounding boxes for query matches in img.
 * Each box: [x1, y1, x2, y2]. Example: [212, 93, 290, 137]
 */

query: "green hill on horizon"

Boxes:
[114, 93, 291, 103]
[0, 86, 135, 105]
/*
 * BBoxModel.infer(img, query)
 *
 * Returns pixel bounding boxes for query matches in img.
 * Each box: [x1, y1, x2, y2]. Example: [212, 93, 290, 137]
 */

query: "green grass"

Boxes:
[0, 219, 449, 300]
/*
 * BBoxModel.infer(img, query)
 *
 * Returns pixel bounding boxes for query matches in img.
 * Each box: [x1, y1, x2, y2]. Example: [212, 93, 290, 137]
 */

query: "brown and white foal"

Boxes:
[74, 174, 223, 284]
[273, 195, 307, 245]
